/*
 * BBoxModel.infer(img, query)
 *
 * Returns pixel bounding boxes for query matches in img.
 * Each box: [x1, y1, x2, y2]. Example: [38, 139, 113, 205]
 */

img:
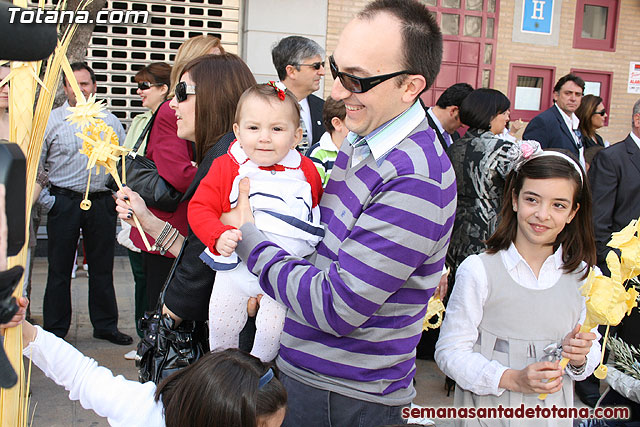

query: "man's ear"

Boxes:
[285, 64, 297, 80]
[448, 105, 459, 117]
[401, 74, 427, 104]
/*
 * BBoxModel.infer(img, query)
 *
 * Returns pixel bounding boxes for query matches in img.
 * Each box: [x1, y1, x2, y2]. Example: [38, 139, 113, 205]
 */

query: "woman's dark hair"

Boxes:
[459, 88, 510, 131]
[180, 53, 257, 163]
[156, 349, 287, 427]
[486, 152, 596, 279]
[135, 62, 171, 88]
[576, 94, 603, 139]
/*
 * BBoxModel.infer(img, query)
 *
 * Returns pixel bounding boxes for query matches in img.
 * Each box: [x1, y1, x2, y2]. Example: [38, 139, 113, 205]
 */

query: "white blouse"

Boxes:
[435, 244, 601, 396]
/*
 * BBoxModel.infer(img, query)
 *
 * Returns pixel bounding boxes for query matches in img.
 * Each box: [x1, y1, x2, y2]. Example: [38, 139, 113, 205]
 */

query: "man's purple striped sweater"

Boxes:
[236, 119, 457, 406]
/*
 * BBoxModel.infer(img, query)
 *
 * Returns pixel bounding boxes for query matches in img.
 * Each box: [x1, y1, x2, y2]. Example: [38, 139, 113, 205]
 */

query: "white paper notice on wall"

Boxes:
[628, 62, 640, 94]
[515, 86, 542, 111]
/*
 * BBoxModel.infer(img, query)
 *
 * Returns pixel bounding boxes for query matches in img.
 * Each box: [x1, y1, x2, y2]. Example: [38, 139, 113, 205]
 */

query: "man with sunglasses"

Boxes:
[272, 35, 326, 150]
[38, 62, 131, 345]
[523, 73, 586, 165]
[228, 1, 453, 425]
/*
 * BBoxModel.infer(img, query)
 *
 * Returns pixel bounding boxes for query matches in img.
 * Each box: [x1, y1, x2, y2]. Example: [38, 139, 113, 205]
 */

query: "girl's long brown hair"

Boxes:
[485, 153, 596, 279]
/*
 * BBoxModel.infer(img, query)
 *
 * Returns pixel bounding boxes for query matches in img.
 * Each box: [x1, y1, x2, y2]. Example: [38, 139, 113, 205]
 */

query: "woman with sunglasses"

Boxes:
[127, 37, 225, 317]
[116, 54, 257, 350]
[118, 62, 171, 353]
[576, 94, 608, 149]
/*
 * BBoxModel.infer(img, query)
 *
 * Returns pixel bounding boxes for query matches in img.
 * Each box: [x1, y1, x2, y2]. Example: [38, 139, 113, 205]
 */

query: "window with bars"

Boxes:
[29, 0, 241, 128]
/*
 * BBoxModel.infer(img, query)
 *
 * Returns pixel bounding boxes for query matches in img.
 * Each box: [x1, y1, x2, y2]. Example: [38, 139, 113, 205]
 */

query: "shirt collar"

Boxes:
[299, 96, 309, 113]
[318, 131, 340, 152]
[228, 139, 301, 168]
[347, 101, 426, 162]
[555, 104, 580, 131]
[630, 132, 640, 150]
[504, 242, 564, 272]
[427, 107, 446, 136]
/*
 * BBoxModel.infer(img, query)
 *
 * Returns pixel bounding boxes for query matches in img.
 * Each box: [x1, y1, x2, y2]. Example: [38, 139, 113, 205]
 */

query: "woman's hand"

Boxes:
[561, 324, 596, 368]
[220, 178, 254, 228]
[499, 361, 563, 394]
[115, 187, 154, 230]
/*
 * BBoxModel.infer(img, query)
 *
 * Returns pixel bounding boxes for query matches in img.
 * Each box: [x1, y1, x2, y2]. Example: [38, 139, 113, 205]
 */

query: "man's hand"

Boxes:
[220, 177, 254, 228]
[215, 229, 242, 257]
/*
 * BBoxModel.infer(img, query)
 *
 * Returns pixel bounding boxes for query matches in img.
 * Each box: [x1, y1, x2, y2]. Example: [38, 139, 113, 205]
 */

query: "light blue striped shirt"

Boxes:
[39, 102, 125, 210]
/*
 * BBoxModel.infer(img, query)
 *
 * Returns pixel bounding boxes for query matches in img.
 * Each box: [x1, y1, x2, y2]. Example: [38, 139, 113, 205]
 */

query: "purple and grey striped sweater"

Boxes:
[236, 119, 457, 405]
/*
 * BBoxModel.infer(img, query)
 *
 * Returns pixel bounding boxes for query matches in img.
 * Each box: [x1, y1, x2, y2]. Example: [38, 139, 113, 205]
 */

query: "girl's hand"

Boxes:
[499, 361, 563, 394]
[115, 187, 152, 228]
[220, 178, 254, 228]
[215, 229, 243, 257]
[561, 324, 596, 368]
[0, 297, 28, 330]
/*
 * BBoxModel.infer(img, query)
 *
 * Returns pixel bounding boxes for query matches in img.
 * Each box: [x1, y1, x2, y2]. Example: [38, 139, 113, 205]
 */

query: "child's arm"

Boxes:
[188, 156, 237, 254]
[216, 229, 243, 257]
[435, 255, 564, 396]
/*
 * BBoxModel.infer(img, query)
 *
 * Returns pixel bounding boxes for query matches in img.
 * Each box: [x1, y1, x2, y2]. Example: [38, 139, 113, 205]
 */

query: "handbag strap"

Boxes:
[131, 100, 165, 155]
[155, 234, 187, 311]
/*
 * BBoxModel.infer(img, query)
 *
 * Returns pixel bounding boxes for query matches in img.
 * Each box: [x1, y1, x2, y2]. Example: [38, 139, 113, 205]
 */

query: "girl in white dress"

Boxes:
[436, 141, 601, 426]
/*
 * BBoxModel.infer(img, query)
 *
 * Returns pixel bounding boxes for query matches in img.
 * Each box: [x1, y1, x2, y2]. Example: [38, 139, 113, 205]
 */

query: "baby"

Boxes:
[188, 82, 324, 362]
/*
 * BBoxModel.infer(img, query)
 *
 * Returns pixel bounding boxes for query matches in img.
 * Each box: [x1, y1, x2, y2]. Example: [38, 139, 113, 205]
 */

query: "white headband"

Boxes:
[507, 140, 584, 186]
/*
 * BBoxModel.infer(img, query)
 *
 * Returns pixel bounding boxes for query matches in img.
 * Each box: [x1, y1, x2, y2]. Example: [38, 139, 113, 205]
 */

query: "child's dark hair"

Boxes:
[156, 348, 287, 427]
[486, 152, 596, 279]
[235, 83, 301, 126]
[322, 97, 346, 133]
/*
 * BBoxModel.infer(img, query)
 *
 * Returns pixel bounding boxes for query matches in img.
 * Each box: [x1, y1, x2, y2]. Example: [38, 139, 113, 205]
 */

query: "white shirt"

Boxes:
[435, 244, 601, 396]
[299, 97, 313, 143]
[630, 131, 640, 151]
[554, 104, 585, 167]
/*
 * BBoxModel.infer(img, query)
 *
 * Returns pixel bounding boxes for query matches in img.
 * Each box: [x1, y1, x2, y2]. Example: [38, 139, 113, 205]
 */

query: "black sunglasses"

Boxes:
[174, 81, 196, 102]
[296, 60, 325, 70]
[593, 109, 606, 116]
[137, 81, 163, 91]
[329, 55, 413, 94]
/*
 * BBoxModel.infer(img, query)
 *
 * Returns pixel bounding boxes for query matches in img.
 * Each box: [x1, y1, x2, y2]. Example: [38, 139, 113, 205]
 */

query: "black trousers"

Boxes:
[43, 190, 119, 337]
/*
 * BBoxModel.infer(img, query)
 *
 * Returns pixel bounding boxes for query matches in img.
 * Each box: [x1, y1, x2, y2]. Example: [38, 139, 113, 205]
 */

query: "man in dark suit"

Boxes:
[423, 83, 473, 152]
[272, 36, 326, 152]
[581, 99, 640, 407]
[523, 74, 585, 165]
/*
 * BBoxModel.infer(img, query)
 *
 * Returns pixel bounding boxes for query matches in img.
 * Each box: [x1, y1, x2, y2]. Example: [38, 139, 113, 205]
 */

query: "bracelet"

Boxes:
[158, 228, 180, 256]
[151, 222, 172, 252]
[567, 356, 587, 376]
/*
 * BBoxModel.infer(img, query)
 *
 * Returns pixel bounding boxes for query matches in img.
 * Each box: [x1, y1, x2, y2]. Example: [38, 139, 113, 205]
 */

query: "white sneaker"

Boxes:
[83, 264, 88, 271]
[123, 350, 137, 360]
[406, 403, 436, 426]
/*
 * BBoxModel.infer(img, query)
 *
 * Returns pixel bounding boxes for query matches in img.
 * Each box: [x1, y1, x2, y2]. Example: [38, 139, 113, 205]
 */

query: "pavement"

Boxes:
[24, 255, 456, 426]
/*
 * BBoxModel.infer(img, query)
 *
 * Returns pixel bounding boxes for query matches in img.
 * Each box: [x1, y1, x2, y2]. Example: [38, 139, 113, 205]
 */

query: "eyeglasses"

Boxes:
[174, 81, 196, 102]
[593, 109, 606, 116]
[329, 55, 413, 94]
[137, 81, 163, 91]
[295, 60, 325, 70]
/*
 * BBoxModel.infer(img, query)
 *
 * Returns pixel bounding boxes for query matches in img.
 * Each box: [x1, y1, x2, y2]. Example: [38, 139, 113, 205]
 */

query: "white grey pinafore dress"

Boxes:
[453, 252, 583, 427]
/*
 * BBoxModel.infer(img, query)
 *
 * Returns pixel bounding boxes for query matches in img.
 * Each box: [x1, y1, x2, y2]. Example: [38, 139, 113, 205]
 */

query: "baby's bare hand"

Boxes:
[215, 229, 243, 257]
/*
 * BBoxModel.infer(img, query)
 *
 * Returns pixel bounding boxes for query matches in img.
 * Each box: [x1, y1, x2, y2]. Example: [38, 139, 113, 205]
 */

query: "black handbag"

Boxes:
[106, 105, 184, 212]
[136, 241, 209, 384]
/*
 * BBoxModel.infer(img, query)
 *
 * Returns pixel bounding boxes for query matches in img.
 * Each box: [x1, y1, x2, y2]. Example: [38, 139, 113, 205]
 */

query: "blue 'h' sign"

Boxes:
[522, 0, 554, 34]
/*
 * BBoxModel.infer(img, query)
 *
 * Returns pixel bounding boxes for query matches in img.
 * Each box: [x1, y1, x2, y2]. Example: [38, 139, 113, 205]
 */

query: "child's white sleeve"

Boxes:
[435, 255, 510, 396]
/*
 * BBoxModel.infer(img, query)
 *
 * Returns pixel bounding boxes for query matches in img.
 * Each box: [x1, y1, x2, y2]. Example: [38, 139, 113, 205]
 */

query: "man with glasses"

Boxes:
[272, 35, 326, 150]
[229, 1, 453, 425]
[38, 62, 130, 345]
[523, 73, 586, 165]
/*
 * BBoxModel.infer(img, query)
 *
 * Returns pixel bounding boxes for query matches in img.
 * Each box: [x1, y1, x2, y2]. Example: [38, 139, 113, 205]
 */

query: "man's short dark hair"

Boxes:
[435, 83, 474, 109]
[271, 36, 325, 81]
[359, 0, 442, 95]
[63, 62, 96, 86]
[553, 73, 585, 93]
